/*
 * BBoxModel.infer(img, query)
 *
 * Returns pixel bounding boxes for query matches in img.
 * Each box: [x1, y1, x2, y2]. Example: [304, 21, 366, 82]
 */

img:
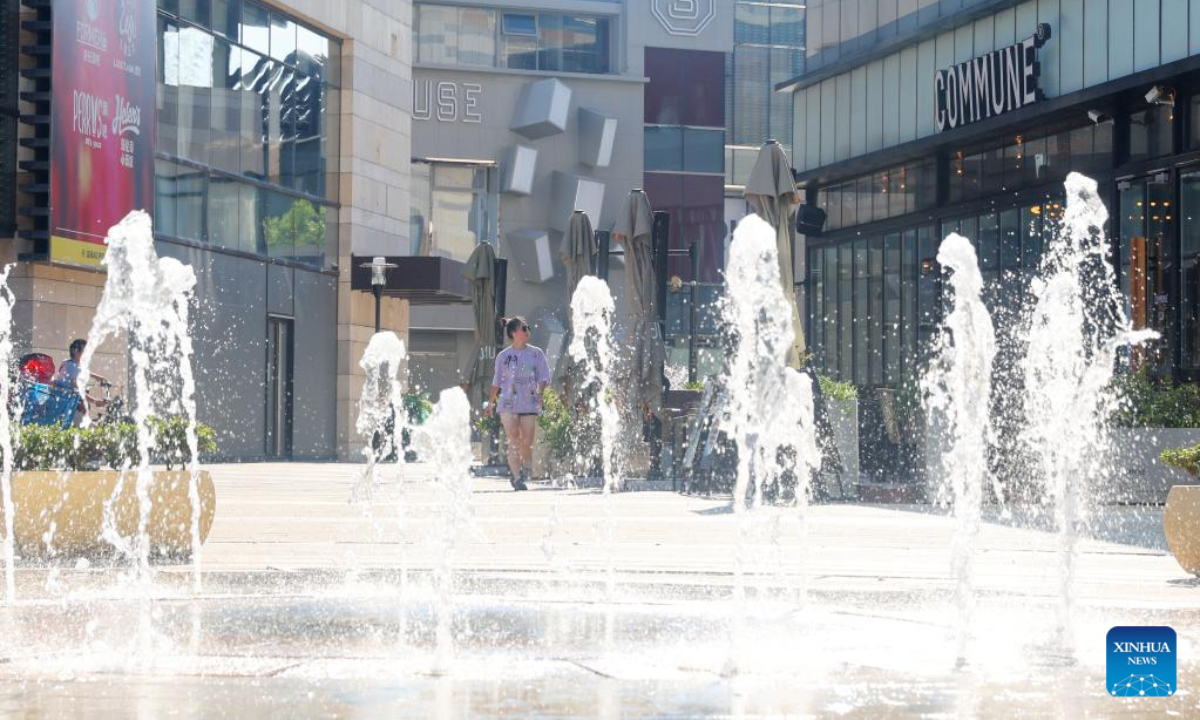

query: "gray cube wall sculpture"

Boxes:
[506, 228, 556, 284]
[550, 171, 605, 232]
[578, 108, 618, 168]
[500, 145, 537, 196]
[511, 78, 572, 140]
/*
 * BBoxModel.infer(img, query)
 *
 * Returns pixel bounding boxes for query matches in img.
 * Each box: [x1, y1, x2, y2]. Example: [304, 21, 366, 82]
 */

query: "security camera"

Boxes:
[1088, 109, 1113, 125]
[1145, 85, 1176, 106]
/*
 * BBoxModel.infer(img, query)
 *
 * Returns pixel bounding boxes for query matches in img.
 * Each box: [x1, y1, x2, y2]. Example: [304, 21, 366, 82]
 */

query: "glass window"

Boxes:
[810, 246, 826, 368]
[854, 240, 870, 385]
[822, 187, 840, 230]
[414, 164, 495, 262]
[262, 190, 297, 260]
[887, 169, 904, 218]
[269, 12, 296, 63]
[1181, 171, 1200, 369]
[869, 237, 885, 386]
[857, 175, 874, 225]
[732, 47, 769, 145]
[884, 233, 902, 385]
[872, 172, 888, 223]
[1001, 208, 1022, 273]
[180, 0, 211, 28]
[291, 72, 324, 196]
[901, 229, 919, 380]
[917, 225, 939, 361]
[735, 3, 770, 44]
[209, 38, 241, 173]
[981, 146, 1004, 196]
[771, 4, 805, 46]
[1018, 205, 1042, 276]
[839, 243, 854, 381]
[503, 13, 537, 36]
[977, 212, 999, 275]
[211, 0, 239, 39]
[824, 245, 840, 376]
[1129, 106, 1175, 163]
[1022, 134, 1045, 185]
[240, 1, 270, 56]
[155, 160, 206, 242]
[682, 128, 724, 174]
[156, 5, 339, 267]
[644, 127, 683, 172]
[914, 159, 936, 210]
[207, 174, 243, 250]
[838, 181, 857, 228]
[961, 151, 984, 201]
[457, 8, 497, 68]
[417, 5, 458, 65]
[410, 162, 432, 256]
[176, 26, 214, 164]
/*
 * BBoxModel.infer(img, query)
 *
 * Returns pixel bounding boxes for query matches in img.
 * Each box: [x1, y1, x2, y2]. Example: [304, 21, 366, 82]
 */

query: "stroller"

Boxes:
[14, 353, 82, 428]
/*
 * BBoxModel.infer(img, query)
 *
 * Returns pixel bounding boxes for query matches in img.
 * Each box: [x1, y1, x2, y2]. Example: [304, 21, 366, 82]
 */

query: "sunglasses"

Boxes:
[518, 325, 530, 332]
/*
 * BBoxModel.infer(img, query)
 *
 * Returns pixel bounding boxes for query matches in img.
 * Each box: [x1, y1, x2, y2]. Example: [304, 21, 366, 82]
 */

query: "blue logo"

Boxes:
[1107, 626, 1176, 697]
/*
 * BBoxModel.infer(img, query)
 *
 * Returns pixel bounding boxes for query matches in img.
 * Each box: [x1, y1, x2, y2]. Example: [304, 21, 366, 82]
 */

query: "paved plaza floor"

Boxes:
[1, 462, 1198, 717]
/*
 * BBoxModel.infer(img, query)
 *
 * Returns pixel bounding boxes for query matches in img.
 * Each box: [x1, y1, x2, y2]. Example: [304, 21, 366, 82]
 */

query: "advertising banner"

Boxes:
[50, 0, 156, 267]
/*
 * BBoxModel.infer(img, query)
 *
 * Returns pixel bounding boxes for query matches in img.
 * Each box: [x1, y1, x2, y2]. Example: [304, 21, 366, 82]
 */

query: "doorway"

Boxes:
[266, 316, 294, 458]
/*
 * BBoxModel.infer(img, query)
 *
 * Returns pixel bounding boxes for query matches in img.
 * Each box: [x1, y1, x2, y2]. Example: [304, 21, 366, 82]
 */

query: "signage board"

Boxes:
[934, 24, 1051, 133]
[50, 0, 157, 267]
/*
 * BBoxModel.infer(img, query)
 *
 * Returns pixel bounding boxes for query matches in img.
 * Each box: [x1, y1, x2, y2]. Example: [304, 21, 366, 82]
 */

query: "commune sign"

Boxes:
[934, 24, 1051, 133]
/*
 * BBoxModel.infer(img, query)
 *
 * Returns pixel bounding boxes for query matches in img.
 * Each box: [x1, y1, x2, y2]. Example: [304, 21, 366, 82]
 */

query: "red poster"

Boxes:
[51, 0, 156, 267]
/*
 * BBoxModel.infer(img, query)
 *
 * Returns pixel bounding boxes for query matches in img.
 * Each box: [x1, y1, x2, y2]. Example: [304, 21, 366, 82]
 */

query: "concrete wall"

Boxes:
[411, 64, 643, 366]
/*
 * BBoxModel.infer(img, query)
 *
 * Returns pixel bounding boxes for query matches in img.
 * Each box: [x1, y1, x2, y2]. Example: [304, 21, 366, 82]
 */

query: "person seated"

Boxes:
[53, 339, 109, 418]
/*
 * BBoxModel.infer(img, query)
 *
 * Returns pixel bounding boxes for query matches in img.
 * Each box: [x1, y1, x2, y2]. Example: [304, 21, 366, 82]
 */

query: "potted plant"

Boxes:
[1160, 445, 1200, 576]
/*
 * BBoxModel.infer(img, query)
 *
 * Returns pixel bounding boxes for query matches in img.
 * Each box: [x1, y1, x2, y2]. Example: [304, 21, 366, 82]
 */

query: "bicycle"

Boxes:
[91, 380, 132, 425]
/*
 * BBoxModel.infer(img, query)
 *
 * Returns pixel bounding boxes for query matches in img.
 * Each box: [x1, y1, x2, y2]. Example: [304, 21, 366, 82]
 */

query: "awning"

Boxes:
[349, 256, 471, 304]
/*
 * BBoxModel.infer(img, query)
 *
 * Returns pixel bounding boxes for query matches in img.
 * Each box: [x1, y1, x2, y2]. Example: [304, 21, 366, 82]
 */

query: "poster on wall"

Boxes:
[50, 0, 156, 268]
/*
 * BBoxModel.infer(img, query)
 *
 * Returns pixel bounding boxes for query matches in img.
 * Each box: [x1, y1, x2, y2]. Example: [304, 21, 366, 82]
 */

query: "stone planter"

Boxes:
[1, 470, 216, 558]
[1165, 485, 1200, 575]
[1108, 428, 1200, 504]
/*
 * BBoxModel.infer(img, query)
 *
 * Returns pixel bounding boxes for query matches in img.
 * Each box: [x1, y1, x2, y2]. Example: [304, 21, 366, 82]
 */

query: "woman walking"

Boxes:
[487, 317, 550, 491]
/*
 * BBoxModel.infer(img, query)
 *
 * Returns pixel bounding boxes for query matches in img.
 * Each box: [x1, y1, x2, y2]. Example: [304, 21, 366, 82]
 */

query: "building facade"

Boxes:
[405, 0, 740, 392]
[784, 0, 1200, 391]
[4, 0, 414, 461]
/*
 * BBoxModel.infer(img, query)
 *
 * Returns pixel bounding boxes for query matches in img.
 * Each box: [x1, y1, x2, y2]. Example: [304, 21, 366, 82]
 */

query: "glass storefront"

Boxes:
[808, 194, 1066, 388]
[155, 0, 340, 269]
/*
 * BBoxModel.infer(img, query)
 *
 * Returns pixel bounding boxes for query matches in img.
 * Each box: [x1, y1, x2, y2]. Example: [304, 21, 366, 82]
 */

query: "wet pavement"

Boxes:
[0, 463, 1197, 717]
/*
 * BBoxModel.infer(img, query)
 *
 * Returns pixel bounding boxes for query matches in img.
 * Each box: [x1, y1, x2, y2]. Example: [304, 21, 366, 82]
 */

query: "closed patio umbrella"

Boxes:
[744, 139, 805, 368]
[555, 210, 597, 385]
[462, 241, 498, 411]
[613, 189, 664, 417]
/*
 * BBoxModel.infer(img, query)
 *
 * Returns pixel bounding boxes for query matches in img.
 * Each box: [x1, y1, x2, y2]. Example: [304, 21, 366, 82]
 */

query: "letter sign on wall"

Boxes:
[414, 79, 483, 124]
[934, 24, 1051, 133]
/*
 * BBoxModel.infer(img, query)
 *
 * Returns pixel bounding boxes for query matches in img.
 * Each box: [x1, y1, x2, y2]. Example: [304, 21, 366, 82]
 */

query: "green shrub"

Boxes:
[3, 417, 217, 472]
[1162, 445, 1200, 477]
[1111, 368, 1200, 428]
[536, 387, 575, 462]
[683, 380, 706, 392]
[819, 375, 858, 402]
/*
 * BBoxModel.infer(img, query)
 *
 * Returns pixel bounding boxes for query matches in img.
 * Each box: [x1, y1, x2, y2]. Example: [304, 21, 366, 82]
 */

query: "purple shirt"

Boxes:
[492, 345, 550, 414]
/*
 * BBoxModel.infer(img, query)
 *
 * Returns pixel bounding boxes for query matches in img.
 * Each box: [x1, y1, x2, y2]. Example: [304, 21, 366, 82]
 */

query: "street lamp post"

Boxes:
[361, 256, 397, 333]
